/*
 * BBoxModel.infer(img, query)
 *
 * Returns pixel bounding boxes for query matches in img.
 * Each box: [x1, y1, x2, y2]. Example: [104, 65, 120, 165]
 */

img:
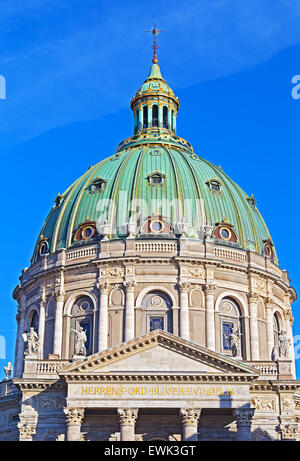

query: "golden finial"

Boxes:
[144, 22, 166, 64]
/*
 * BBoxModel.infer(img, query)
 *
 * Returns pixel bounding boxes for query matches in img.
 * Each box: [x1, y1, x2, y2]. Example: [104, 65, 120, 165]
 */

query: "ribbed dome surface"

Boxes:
[33, 141, 275, 263]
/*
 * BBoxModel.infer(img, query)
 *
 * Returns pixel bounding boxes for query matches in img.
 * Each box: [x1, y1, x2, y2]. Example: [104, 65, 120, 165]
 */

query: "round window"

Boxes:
[151, 220, 163, 233]
[82, 226, 94, 239]
[220, 228, 230, 240]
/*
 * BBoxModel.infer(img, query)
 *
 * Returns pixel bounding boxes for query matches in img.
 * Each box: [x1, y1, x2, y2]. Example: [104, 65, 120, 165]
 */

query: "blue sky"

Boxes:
[1, 0, 300, 378]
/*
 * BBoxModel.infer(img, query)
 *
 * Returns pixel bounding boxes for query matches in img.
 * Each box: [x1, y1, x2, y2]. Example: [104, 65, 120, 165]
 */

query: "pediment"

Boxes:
[60, 330, 259, 377]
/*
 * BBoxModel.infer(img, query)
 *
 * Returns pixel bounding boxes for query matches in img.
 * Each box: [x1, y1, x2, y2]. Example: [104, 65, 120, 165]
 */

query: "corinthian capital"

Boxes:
[64, 407, 85, 425]
[180, 408, 201, 425]
[18, 423, 36, 440]
[205, 283, 216, 295]
[117, 408, 138, 425]
[123, 281, 136, 293]
[98, 281, 109, 294]
[54, 290, 65, 302]
[248, 292, 260, 303]
[233, 408, 254, 426]
[178, 282, 191, 293]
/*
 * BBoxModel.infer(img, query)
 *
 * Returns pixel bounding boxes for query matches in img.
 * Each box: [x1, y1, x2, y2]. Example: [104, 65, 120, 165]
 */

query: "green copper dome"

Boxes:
[32, 61, 277, 264]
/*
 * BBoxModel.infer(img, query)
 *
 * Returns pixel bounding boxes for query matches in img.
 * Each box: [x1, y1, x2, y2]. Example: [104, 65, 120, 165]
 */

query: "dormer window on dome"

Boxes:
[89, 178, 107, 193]
[140, 216, 172, 235]
[263, 240, 274, 259]
[214, 220, 238, 243]
[147, 170, 165, 187]
[74, 220, 97, 242]
[206, 178, 222, 192]
[37, 236, 49, 257]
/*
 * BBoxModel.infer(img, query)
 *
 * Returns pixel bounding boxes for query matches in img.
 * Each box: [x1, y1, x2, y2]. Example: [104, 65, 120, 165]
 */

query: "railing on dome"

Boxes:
[214, 247, 247, 263]
[135, 241, 177, 254]
[66, 246, 98, 261]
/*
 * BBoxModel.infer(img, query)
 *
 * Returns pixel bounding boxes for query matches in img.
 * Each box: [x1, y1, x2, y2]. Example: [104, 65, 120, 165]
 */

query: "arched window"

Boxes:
[135, 109, 139, 133]
[70, 296, 94, 358]
[152, 105, 158, 127]
[273, 313, 280, 350]
[44, 299, 55, 358]
[143, 106, 148, 129]
[171, 110, 174, 131]
[141, 291, 173, 334]
[163, 106, 168, 128]
[264, 242, 274, 259]
[219, 297, 244, 358]
[30, 311, 39, 332]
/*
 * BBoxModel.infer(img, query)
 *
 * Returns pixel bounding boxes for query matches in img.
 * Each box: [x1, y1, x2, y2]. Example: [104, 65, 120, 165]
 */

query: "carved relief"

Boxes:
[251, 398, 275, 411]
[181, 266, 205, 279]
[255, 278, 266, 294]
[39, 396, 65, 409]
[108, 267, 125, 278]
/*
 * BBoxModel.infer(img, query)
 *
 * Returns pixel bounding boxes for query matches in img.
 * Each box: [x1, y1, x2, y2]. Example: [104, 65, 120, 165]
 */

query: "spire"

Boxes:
[144, 22, 166, 64]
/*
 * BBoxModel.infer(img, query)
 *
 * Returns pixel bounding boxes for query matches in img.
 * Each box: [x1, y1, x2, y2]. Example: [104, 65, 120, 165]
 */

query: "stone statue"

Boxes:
[225, 328, 242, 357]
[71, 326, 87, 357]
[3, 362, 13, 380]
[278, 330, 290, 358]
[23, 327, 39, 357]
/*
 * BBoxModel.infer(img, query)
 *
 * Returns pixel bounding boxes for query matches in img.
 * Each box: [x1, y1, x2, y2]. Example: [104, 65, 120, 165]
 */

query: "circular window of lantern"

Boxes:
[220, 227, 231, 240]
[150, 220, 163, 233]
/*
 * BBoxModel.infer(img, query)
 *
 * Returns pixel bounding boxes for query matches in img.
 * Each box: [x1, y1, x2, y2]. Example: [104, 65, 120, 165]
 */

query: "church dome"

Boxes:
[32, 61, 276, 264]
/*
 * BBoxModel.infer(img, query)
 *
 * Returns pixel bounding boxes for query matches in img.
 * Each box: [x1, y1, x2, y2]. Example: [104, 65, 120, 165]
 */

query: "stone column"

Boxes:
[18, 405, 38, 441]
[64, 407, 85, 441]
[248, 293, 260, 361]
[180, 408, 201, 441]
[205, 284, 216, 351]
[178, 283, 190, 341]
[98, 282, 109, 352]
[117, 408, 138, 441]
[124, 282, 136, 341]
[233, 408, 254, 441]
[265, 299, 274, 360]
[38, 298, 46, 359]
[53, 292, 64, 357]
[14, 294, 27, 377]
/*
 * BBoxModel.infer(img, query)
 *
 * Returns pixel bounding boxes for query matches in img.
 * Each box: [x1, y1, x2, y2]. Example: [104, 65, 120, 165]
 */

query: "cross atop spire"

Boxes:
[144, 22, 166, 64]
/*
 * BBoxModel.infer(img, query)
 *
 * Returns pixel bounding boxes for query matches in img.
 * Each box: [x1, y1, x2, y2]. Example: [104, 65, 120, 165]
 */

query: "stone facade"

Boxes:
[0, 236, 299, 441]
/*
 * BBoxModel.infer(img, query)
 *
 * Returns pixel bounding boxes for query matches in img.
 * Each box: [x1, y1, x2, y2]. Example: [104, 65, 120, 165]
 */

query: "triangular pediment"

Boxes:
[60, 330, 259, 377]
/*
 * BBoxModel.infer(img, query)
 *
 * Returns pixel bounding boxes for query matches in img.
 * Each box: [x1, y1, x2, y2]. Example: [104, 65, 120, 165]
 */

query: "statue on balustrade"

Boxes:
[278, 330, 290, 358]
[23, 327, 40, 357]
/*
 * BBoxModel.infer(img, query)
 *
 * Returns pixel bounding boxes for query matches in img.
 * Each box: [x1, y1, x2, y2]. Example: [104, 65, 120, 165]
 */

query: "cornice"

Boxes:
[63, 373, 256, 384]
